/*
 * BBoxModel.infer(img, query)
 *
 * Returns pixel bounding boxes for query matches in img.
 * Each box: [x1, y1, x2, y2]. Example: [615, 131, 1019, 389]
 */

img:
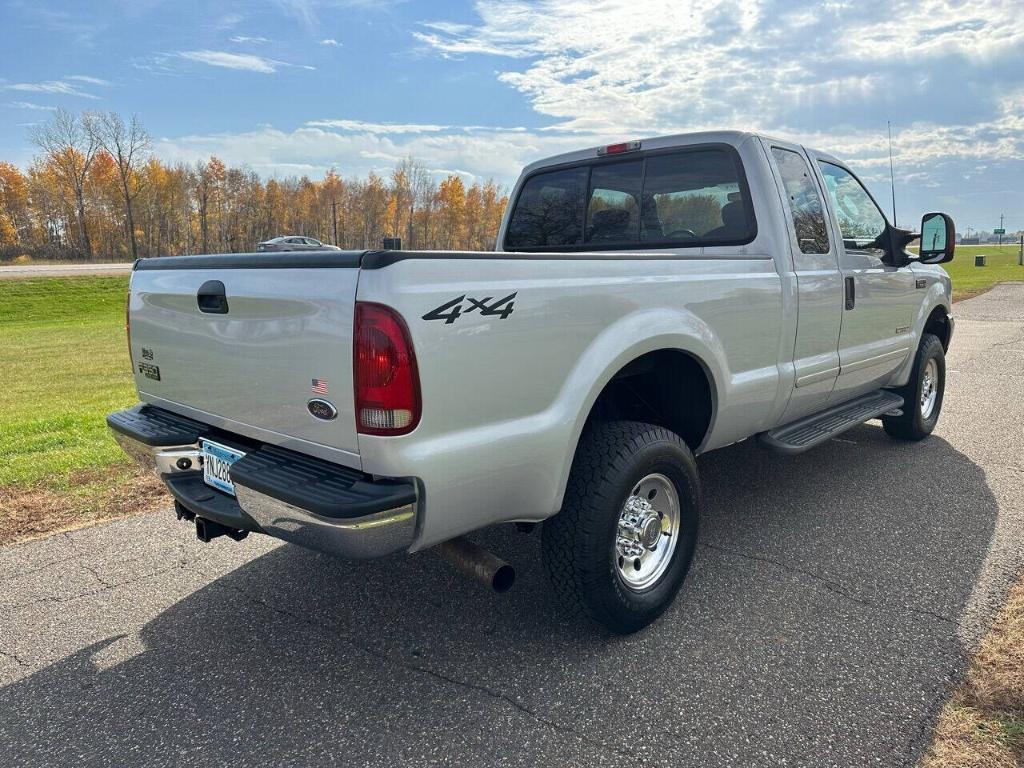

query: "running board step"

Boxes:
[759, 390, 904, 454]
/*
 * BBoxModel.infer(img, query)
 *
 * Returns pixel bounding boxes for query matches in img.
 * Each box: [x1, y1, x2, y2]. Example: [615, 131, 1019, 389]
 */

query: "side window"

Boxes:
[505, 167, 588, 248]
[305, 238, 320, 246]
[641, 149, 754, 243]
[585, 161, 641, 244]
[771, 147, 829, 254]
[817, 161, 887, 252]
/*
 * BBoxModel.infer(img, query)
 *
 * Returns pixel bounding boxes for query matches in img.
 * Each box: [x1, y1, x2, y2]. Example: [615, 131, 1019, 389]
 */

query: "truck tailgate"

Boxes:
[128, 263, 360, 463]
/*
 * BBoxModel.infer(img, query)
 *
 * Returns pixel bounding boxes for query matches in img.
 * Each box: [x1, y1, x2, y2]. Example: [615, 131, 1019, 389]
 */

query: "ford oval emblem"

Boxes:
[307, 398, 338, 421]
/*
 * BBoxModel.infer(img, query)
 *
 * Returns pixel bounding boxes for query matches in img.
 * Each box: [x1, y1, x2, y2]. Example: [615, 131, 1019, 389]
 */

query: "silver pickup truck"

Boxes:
[108, 130, 955, 633]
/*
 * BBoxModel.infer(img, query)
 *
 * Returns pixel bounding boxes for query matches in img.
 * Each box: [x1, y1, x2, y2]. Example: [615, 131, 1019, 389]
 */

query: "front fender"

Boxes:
[892, 278, 952, 386]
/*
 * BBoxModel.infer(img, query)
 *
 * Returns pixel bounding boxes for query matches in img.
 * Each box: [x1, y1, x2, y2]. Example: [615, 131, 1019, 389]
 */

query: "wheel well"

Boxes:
[924, 306, 951, 350]
[587, 350, 714, 451]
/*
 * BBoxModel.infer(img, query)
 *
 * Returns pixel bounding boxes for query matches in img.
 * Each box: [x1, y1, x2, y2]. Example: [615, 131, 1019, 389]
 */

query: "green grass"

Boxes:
[0, 276, 138, 488]
[930, 244, 1024, 301]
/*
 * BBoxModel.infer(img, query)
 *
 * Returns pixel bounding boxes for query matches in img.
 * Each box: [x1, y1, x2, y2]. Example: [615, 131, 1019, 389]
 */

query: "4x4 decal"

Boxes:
[423, 292, 517, 324]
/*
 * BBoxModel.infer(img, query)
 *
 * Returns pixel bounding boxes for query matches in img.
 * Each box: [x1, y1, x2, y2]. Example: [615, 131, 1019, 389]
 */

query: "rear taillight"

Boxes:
[354, 302, 420, 435]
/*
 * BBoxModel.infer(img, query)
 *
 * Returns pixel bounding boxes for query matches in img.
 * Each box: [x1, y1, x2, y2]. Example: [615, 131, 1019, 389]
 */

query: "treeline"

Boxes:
[0, 109, 508, 262]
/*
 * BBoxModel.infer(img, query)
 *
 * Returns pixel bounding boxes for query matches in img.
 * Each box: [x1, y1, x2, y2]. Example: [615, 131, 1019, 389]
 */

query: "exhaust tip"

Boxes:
[435, 537, 515, 593]
[492, 564, 516, 593]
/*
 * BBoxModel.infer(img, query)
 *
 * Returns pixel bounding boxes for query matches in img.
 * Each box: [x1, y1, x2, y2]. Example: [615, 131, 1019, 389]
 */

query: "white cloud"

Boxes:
[306, 119, 450, 134]
[65, 75, 111, 86]
[319, 38, 341, 46]
[180, 50, 280, 73]
[154, 124, 593, 183]
[3, 79, 98, 99]
[179, 50, 316, 74]
[416, 0, 1024, 136]
[230, 35, 270, 44]
[5, 101, 58, 111]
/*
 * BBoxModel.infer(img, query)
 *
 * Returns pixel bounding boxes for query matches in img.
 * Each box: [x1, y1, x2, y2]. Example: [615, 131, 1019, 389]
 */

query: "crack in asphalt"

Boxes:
[3, 559, 200, 611]
[1, 553, 83, 581]
[702, 542, 958, 625]
[0, 647, 32, 670]
[211, 580, 636, 761]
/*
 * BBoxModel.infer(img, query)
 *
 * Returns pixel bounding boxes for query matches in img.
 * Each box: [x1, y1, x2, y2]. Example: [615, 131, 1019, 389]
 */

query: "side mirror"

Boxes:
[918, 212, 955, 264]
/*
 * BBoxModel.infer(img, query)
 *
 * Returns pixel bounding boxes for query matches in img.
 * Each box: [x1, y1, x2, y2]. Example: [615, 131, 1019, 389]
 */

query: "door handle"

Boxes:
[844, 276, 855, 310]
[197, 280, 229, 314]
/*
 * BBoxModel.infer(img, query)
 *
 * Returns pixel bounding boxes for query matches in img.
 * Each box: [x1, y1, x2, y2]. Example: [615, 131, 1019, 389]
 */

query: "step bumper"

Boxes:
[107, 404, 418, 560]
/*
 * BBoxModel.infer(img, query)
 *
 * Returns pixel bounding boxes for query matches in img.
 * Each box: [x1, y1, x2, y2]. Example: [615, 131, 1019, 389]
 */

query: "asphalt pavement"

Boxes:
[2, 283, 1023, 767]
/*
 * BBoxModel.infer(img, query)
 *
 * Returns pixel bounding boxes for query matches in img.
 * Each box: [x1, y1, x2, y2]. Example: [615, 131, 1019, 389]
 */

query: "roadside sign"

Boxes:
[994, 228, 1006, 234]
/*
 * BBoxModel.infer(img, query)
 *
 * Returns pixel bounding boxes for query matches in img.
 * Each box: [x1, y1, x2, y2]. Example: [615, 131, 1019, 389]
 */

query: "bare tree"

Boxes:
[30, 108, 100, 258]
[91, 112, 151, 259]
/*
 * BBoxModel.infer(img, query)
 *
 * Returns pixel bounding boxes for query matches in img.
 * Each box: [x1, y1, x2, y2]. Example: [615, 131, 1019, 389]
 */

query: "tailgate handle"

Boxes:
[197, 280, 229, 314]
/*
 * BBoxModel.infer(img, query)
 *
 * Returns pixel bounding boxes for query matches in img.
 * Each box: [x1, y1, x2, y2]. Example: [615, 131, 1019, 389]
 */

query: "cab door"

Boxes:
[814, 159, 918, 401]
[762, 140, 843, 424]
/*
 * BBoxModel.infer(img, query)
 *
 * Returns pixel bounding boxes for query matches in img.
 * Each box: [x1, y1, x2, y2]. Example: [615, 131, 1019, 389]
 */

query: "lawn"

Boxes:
[0, 276, 139, 488]
[931, 244, 1024, 301]
[0, 276, 171, 542]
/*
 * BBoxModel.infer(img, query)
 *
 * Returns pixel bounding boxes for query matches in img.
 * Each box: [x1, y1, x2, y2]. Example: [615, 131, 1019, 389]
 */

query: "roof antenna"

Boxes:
[887, 120, 897, 226]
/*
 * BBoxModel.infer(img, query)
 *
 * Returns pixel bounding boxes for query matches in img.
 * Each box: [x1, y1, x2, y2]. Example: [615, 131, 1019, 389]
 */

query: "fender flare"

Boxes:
[547, 307, 724, 512]
[893, 286, 952, 384]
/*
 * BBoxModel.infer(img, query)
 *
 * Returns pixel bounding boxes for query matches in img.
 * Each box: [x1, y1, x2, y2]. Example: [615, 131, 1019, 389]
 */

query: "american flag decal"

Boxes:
[311, 378, 329, 395]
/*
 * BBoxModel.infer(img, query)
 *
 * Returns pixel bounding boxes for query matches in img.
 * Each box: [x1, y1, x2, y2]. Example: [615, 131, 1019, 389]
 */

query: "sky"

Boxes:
[1, 0, 1022, 234]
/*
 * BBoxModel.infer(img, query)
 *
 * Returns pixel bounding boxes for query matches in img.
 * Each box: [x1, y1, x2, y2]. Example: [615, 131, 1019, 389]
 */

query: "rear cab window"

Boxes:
[504, 145, 756, 251]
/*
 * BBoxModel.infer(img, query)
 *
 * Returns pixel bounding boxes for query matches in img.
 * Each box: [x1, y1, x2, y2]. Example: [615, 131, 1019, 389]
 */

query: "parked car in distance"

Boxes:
[109, 130, 956, 635]
[256, 236, 340, 251]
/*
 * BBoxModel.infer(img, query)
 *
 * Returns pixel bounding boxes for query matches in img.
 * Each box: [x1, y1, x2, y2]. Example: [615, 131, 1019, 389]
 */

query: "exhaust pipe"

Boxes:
[195, 517, 249, 543]
[435, 537, 515, 593]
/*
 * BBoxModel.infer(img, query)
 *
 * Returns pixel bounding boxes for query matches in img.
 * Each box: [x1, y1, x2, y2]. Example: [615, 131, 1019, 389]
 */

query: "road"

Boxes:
[0, 262, 133, 279]
[2, 284, 1023, 767]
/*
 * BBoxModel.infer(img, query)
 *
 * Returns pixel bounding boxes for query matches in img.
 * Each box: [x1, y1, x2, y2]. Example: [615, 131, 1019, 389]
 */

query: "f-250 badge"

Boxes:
[422, 292, 516, 325]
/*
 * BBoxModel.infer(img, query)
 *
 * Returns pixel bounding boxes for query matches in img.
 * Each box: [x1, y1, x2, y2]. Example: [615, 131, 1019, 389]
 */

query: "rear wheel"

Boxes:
[542, 421, 700, 634]
[883, 333, 945, 441]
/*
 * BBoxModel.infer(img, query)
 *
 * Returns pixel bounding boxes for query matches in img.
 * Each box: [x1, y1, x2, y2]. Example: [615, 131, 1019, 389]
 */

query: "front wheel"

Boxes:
[542, 421, 700, 634]
[883, 332, 945, 441]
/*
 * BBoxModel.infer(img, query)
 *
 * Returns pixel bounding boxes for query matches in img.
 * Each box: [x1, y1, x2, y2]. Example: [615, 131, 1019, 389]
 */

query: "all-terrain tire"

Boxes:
[882, 332, 945, 441]
[541, 421, 700, 634]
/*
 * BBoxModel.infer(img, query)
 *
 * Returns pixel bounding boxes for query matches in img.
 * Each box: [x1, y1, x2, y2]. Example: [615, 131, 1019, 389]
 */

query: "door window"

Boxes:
[771, 147, 829, 254]
[818, 162, 887, 254]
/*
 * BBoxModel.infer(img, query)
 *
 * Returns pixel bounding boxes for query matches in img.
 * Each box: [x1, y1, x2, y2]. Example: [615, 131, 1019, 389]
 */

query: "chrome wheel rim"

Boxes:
[920, 358, 939, 420]
[613, 473, 680, 591]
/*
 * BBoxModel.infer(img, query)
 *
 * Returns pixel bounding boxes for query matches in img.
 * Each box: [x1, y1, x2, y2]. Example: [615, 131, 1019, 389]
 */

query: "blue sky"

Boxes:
[1, 0, 1022, 233]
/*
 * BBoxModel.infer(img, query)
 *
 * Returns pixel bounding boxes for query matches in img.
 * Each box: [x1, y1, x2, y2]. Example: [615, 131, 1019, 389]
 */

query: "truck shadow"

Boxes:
[0, 425, 1000, 766]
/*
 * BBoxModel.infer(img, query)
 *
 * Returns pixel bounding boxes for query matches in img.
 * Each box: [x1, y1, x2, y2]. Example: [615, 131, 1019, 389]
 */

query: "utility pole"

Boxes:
[887, 120, 897, 226]
[331, 199, 339, 246]
[998, 213, 1004, 246]
[1019, 233, 1023, 267]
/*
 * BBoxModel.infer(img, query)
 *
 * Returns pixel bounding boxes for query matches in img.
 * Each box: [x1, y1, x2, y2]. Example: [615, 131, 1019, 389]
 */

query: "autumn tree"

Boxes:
[90, 112, 151, 259]
[30, 108, 100, 257]
[0, 162, 31, 246]
[8, 110, 509, 262]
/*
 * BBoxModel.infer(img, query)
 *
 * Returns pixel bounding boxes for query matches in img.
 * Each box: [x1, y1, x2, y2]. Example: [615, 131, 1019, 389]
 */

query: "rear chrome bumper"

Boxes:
[108, 405, 417, 560]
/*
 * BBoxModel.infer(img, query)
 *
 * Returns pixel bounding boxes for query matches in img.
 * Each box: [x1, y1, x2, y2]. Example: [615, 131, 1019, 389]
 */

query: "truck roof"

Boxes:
[520, 129, 834, 176]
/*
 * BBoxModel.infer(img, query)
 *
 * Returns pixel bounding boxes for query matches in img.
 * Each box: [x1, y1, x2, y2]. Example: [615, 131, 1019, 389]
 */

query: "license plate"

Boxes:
[201, 439, 245, 496]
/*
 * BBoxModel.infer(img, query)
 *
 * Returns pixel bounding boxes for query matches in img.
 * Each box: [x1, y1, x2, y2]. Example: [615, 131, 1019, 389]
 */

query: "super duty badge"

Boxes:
[423, 292, 517, 325]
